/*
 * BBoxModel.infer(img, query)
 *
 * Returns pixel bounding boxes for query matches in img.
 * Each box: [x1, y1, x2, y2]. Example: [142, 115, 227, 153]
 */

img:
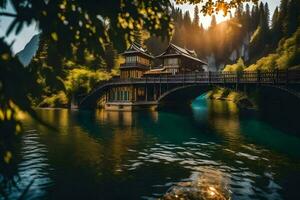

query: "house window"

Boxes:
[124, 91, 129, 101]
[120, 91, 124, 100]
[116, 91, 120, 100]
[164, 58, 178, 66]
[126, 56, 137, 63]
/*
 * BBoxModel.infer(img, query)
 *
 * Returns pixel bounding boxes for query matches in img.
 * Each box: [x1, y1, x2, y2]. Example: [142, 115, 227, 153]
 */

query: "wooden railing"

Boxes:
[86, 70, 300, 96]
[107, 70, 300, 85]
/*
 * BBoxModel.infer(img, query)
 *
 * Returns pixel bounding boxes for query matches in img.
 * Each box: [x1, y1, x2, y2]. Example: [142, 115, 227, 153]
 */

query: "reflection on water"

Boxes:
[2, 98, 300, 199]
[161, 167, 230, 200]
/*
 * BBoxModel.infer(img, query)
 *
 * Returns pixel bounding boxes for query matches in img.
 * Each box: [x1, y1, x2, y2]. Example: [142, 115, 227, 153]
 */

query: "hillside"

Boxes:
[16, 34, 40, 66]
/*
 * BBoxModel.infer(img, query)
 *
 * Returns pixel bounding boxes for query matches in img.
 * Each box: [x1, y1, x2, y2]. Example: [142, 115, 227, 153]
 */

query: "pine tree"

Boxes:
[103, 44, 117, 72]
[259, 2, 265, 21]
[242, 4, 251, 32]
[250, 4, 260, 32]
[271, 7, 279, 30]
[235, 4, 243, 20]
[210, 14, 217, 28]
[193, 5, 200, 27]
[249, 2, 271, 59]
[278, 0, 289, 37]
[183, 11, 192, 29]
[285, 0, 300, 36]
[271, 7, 281, 46]
[264, 3, 270, 30]
[258, 5, 270, 45]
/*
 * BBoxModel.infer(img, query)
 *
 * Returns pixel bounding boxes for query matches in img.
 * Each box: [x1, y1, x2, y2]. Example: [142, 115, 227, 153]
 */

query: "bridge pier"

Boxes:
[145, 85, 148, 101]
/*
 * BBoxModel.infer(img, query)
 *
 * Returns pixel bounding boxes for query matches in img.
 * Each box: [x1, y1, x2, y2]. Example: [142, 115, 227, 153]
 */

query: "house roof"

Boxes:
[156, 43, 207, 65]
[121, 42, 154, 59]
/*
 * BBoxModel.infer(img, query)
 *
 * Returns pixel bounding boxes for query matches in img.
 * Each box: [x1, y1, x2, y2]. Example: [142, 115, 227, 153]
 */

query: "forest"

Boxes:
[164, 0, 300, 71]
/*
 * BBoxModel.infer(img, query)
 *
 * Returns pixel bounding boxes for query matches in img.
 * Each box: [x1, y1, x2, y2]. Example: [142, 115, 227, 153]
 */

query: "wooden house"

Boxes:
[103, 43, 207, 110]
[120, 42, 154, 79]
[144, 43, 206, 76]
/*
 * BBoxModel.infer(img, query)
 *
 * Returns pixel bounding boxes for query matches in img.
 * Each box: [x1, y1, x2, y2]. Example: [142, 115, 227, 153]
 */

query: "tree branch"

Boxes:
[0, 12, 17, 17]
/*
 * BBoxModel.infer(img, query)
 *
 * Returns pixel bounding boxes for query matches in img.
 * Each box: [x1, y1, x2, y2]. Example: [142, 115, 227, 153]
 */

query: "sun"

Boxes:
[176, 3, 231, 29]
[200, 10, 231, 28]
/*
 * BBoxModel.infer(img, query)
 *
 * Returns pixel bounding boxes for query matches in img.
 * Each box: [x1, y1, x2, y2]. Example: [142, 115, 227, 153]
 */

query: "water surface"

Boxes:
[5, 98, 300, 199]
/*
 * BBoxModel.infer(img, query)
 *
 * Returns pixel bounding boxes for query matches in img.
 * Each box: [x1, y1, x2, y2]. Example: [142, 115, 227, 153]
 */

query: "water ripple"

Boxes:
[7, 130, 53, 200]
[121, 139, 290, 200]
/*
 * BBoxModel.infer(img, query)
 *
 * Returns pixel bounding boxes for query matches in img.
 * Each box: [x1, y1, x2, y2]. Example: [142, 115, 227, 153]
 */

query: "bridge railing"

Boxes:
[91, 70, 300, 91]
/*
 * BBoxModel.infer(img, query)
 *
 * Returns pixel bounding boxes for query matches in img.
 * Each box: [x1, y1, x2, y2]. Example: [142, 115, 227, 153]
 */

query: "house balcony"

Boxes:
[120, 62, 150, 70]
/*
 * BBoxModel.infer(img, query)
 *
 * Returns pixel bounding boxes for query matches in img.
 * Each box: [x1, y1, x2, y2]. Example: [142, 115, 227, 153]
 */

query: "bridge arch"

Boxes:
[156, 84, 300, 109]
[157, 84, 212, 107]
[79, 82, 112, 108]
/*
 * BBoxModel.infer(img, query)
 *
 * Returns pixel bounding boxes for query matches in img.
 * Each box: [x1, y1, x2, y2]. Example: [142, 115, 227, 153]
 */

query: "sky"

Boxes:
[0, 2, 39, 54]
[0, 0, 280, 54]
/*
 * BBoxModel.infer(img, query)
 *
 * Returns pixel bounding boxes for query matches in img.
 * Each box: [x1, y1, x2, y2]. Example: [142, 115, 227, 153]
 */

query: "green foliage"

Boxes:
[246, 54, 278, 71]
[247, 28, 300, 70]
[276, 28, 300, 68]
[206, 87, 252, 108]
[64, 68, 112, 97]
[223, 58, 246, 71]
[39, 91, 69, 108]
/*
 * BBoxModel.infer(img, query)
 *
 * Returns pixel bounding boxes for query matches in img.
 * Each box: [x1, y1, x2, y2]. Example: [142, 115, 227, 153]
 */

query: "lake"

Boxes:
[4, 97, 300, 200]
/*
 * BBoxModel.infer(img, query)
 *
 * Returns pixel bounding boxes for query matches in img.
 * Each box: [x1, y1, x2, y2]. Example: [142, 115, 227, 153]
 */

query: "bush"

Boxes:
[223, 58, 246, 72]
[39, 91, 68, 108]
[276, 29, 300, 69]
[246, 54, 278, 71]
[246, 28, 300, 71]
[64, 68, 112, 97]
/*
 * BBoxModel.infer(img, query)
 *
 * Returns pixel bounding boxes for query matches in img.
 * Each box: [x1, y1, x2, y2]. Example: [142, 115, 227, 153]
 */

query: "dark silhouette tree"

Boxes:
[271, 7, 281, 46]
[278, 0, 289, 37]
[183, 11, 192, 29]
[193, 5, 200, 27]
[250, 4, 260, 32]
[285, 0, 300, 36]
[264, 3, 270, 31]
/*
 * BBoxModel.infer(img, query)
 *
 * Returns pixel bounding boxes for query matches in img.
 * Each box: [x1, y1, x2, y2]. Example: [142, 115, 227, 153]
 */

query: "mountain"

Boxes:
[16, 34, 40, 66]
